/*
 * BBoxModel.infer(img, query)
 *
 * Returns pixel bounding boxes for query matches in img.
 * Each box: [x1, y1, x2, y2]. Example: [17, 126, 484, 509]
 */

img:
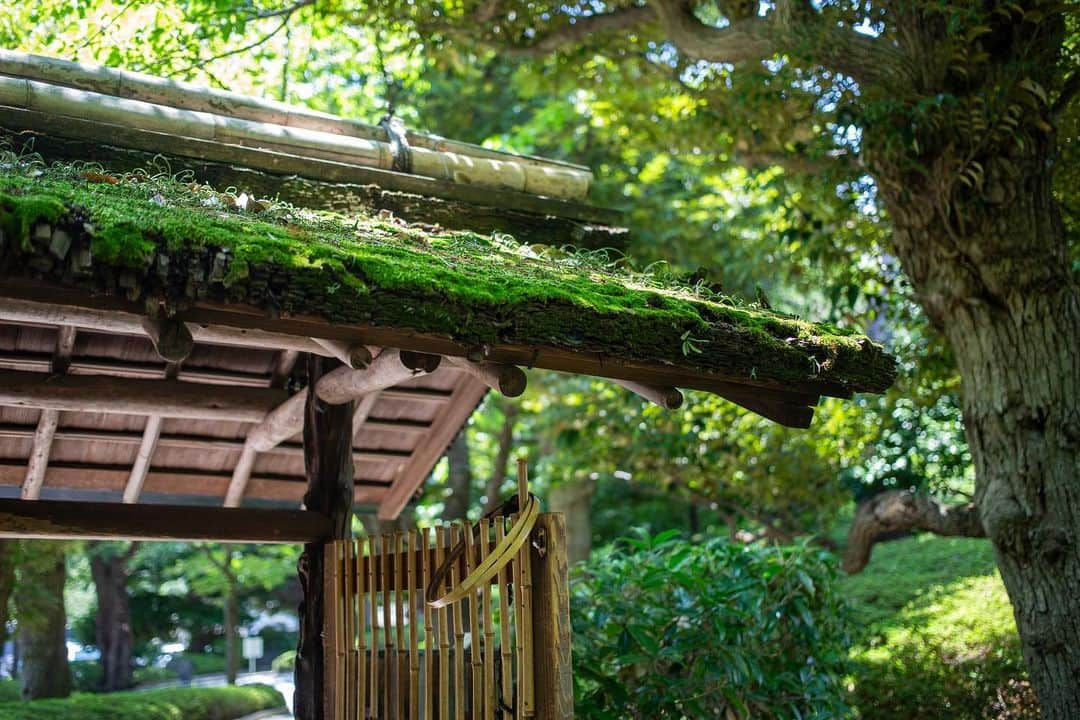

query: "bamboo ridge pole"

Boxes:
[0, 57, 592, 201]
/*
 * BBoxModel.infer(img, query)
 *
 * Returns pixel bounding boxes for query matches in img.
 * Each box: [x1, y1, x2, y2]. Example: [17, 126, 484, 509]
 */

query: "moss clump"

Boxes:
[0, 161, 896, 394]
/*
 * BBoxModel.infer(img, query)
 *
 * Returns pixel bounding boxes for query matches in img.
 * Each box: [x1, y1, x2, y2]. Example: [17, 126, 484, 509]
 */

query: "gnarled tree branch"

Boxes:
[843, 489, 985, 573]
[501, 5, 656, 57]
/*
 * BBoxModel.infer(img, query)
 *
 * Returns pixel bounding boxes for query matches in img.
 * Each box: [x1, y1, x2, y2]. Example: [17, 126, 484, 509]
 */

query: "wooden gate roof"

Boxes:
[0, 157, 895, 522]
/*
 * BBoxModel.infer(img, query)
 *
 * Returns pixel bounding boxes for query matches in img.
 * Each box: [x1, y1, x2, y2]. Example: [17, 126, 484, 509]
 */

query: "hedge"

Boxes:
[0, 683, 285, 720]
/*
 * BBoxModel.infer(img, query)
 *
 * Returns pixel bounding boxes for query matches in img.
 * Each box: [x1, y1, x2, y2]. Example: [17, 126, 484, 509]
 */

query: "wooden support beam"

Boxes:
[269, 349, 300, 389]
[446, 356, 527, 397]
[142, 316, 194, 363]
[531, 512, 574, 720]
[0, 296, 336, 356]
[378, 376, 488, 520]
[0, 369, 287, 421]
[296, 356, 355, 720]
[21, 325, 76, 500]
[312, 339, 375, 370]
[612, 379, 684, 410]
[21, 409, 59, 500]
[315, 349, 434, 405]
[122, 414, 162, 504]
[0, 498, 330, 542]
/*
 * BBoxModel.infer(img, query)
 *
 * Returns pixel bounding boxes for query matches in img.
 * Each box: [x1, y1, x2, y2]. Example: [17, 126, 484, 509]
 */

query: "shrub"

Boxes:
[572, 531, 850, 719]
[0, 682, 18, 703]
[0, 683, 284, 720]
[271, 650, 296, 673]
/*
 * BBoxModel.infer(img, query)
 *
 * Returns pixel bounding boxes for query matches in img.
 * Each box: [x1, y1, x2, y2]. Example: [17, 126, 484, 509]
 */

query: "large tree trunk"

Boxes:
[89, 543, 135, 691]
[878, 120, 1079, 715]
[548, 477, 594, 565]
[0, 541, 16, 673]
[14, 541, 72, 699]
[223, 549, 238, 685]
[442, 431, 473, 521]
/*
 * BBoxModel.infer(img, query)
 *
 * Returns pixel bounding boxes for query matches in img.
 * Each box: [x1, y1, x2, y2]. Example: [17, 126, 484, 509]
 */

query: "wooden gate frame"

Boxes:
[299, 355, 572, 719]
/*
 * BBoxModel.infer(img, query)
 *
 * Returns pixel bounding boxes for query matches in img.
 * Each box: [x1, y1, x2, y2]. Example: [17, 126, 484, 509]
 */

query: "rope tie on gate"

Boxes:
[424, 491, 540, 610]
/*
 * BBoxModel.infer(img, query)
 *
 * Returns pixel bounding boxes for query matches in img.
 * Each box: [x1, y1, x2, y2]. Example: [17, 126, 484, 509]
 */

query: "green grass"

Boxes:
[839, 532, 1036, 720]
[0, 683, 284, 720]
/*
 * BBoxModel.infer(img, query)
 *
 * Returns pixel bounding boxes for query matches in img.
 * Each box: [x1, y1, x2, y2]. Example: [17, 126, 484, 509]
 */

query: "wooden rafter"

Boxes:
[0, 464, 388, 505]
[0, 497, 331, 543]
[21, 325, 75, 500]
[378, 375, 489, 520]
[122, 415, 163, 504]
[0, 369, 287, 421]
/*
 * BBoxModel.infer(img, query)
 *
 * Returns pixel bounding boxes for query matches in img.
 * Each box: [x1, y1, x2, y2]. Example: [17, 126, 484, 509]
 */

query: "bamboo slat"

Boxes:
[358, 537, 369, 719]
[463, 522, 482, 720]
[436, 527, 450, 720]
[496, 519, 514, 720]
[408, 530, 420, 720]
[343, 539, 355, 720]
[480, 518, 496, 720]
[369, 535, 380, 719]
[450, 524, 466, 720]
[382, 534, 395, 719]
[422, 527, 435, 720]
[396, 533, 407, 720]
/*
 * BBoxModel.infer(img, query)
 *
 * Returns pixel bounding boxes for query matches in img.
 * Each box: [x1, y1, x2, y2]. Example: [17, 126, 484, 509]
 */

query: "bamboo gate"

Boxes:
[322, 465, 571, 720]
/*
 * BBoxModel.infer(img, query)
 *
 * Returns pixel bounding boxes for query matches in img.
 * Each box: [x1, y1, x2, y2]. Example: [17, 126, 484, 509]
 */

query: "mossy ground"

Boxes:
[0, 159, 895, 393]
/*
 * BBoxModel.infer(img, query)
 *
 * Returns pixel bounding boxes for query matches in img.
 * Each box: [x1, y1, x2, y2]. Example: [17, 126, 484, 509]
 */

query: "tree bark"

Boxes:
[483, 401, 518, 514]
[842, 490, 985, 573]
[548, 477, 595, 565]
[89, 542, 135, 691]
[442, 431, 473, 521]
[14, 541, 71, 699]
[0, 541, 15, 673]
[223, 549, 238, 685]
[876, 115, 1080, 715]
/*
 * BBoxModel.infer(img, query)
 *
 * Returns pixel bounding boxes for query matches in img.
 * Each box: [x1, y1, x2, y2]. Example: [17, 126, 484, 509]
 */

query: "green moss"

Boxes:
[0, 163, 896, 394]
[0, 191, 65, 250]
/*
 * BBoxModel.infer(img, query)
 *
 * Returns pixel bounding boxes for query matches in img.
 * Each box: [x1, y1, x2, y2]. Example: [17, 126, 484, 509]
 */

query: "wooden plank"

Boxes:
[0, 462, 387, 504]
[529, 514, 573, 720]
[378, 377, 489, 520]
[122, 414, 163, 504]
[0, 284, 845, 404]
[295, 355, 355, 720]
[20, 409, 58, 500]
[0, 497, 330, 542]
[0, 369, 287, 422]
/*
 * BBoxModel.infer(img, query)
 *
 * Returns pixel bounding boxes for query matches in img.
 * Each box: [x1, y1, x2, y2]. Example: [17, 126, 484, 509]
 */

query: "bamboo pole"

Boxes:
[516, 459, 535, 717]
[343, 539, 356, 720]
[408, 530, 420, 720]
[463, 522, 483, 720]
[382, 533, 395, 719]
[436, 527, 450, 720]
[0, 66, 592, 200]
[480, 518, 496, 720]
[0, 50, 591, 181]
[496, 518, 514, 720]
[450, 524, 467, 720]
[369, 535, 380, 720]
[358, 537, 369, 720]
[396, 533, 407, 720]
[511, 513, 525, 720]
[422, 528, 435, 720]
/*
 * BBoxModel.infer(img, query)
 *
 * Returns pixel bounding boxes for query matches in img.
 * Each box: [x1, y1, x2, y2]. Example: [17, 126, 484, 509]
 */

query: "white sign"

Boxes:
[242, 636, 264, 660]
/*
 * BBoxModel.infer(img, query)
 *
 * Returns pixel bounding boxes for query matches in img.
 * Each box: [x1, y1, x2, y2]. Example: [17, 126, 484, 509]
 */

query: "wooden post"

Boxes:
[295, 355, 355, 720]
[530, 513, 573, 720]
